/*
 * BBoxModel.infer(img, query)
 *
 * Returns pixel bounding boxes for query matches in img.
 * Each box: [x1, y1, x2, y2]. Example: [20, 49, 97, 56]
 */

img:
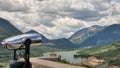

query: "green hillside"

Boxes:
[76, 41, 120, 66]
[0, 18, 22, 41]
[30, 45, 66, 57]
[97, 41, 120, 66]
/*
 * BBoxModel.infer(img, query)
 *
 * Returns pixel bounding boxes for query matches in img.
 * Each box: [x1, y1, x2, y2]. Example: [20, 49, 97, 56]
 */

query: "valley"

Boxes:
[0, 18, 120, 68]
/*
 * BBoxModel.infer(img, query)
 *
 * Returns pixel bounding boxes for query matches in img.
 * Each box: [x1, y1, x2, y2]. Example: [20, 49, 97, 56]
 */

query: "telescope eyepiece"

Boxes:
[23, 38, 32, 46]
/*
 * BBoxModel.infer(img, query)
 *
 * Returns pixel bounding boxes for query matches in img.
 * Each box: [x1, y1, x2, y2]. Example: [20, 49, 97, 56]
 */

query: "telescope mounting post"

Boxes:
[13, 50, 17, 60]
[24, 38, 32, 68]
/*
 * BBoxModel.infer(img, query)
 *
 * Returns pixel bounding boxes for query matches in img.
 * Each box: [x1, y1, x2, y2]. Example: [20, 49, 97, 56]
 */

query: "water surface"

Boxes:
[43, 50, 86, 63]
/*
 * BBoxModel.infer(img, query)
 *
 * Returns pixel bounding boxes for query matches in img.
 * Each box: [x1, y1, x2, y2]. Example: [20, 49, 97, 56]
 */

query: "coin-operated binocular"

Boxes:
[0, 33, 42, 68]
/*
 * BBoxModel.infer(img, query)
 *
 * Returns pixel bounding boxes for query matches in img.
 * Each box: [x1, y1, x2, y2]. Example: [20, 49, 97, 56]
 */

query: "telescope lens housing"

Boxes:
[1, 33, 42, 50]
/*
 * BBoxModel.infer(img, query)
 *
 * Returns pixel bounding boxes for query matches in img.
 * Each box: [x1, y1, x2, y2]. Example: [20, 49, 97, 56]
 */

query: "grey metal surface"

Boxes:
[1, 33, 42, 50]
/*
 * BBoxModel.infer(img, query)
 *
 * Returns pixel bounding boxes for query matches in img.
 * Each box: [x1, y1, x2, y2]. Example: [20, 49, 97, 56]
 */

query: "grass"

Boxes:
[0, 62, 9, 68]
[76, 43, 113, 55]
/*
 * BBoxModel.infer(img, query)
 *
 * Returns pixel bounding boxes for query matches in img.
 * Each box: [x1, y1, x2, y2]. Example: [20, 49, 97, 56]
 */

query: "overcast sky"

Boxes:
[0, 0, 120, 39]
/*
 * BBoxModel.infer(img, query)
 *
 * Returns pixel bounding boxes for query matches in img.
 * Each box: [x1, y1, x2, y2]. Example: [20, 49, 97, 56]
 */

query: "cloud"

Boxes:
[0, 0, 120, 39]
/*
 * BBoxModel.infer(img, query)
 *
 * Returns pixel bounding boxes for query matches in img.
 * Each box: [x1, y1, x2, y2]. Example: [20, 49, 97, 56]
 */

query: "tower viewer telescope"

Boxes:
[1, 33, 42, 49]
[0, 33, 42, 68]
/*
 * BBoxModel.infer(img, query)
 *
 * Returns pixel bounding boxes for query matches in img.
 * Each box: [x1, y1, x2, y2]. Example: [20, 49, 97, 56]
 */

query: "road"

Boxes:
[30, 57, 85, 68]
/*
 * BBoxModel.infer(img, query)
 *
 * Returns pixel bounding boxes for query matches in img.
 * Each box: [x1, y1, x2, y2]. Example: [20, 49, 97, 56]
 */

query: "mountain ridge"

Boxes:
[80, 24, 120, 47]
[25, 30, 49, 43]
[69, 25, 105, 44]
[0, 17, 22, 41]
[25, 30, 75, 49]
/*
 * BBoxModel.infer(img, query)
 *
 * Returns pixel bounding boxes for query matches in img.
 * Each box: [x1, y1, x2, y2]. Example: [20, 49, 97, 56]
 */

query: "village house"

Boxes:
[107, 66, 120, 68]
[75, 57, 108, 68]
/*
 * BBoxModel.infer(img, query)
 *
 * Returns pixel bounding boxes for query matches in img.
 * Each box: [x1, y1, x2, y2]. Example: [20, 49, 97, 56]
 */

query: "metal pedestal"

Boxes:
[9, 38, 32, 68]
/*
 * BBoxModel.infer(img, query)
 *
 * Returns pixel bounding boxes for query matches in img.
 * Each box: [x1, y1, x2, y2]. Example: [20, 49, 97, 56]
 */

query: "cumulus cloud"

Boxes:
[0, 0, 120, 39]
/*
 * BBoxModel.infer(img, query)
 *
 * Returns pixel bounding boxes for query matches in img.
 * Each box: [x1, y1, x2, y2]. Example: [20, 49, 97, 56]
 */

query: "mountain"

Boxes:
[25, 30, 75, 49]
[69, 25, 105, 44]
[25, 30, 49, 43]
[49, 38, 76, 49]
[0, 17, 22, 41]
[80, 24, 120, 47]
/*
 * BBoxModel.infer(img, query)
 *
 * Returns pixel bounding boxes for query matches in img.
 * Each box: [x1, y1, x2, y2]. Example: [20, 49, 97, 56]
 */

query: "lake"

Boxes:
[43, 50, 87, 63]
